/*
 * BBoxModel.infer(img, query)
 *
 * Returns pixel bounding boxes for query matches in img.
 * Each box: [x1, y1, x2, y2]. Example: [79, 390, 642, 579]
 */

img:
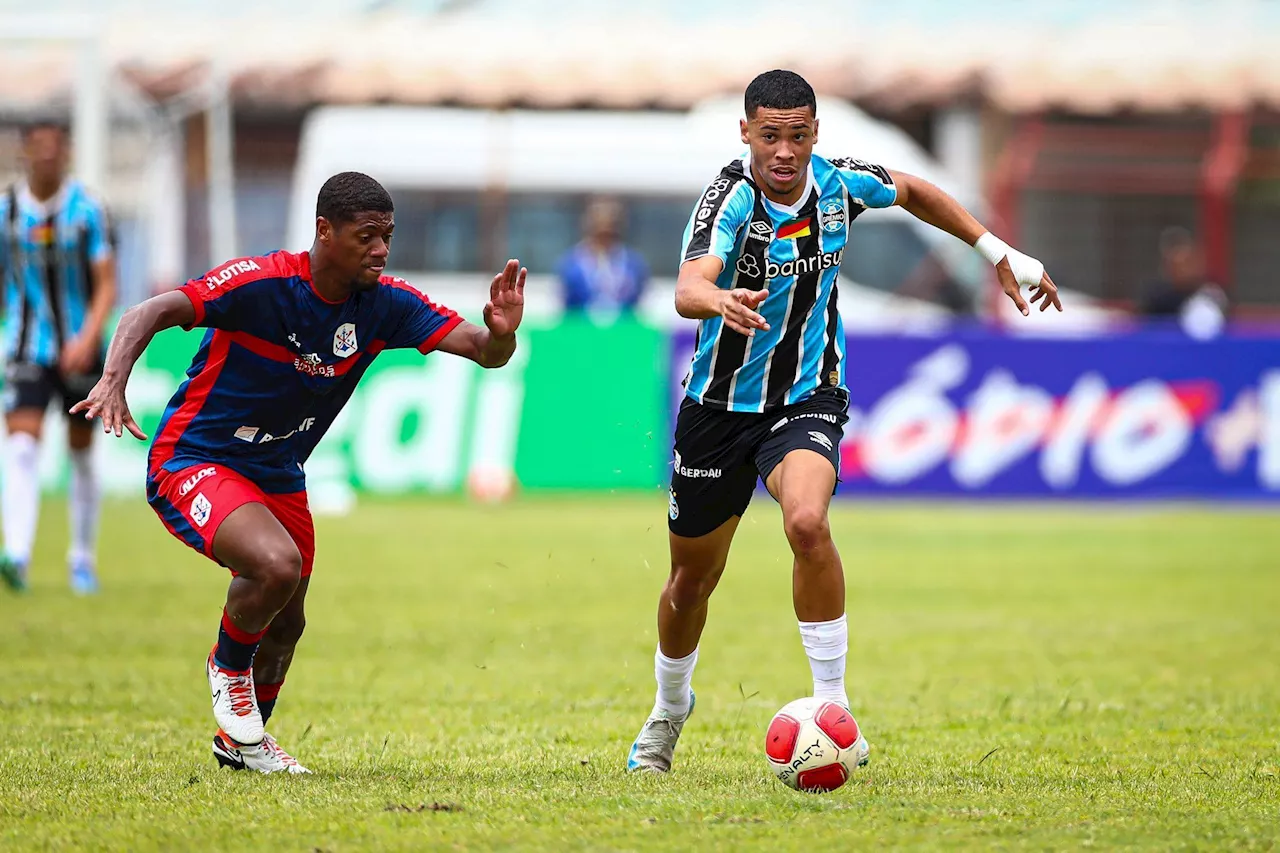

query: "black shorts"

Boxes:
[2, 360, 103, 418]
[667, 388, 850, 538]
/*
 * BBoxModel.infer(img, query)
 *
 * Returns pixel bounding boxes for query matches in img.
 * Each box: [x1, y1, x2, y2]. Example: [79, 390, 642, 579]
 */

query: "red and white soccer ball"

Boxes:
[765, 697, 868, 793]
[465, 464, 516, 503]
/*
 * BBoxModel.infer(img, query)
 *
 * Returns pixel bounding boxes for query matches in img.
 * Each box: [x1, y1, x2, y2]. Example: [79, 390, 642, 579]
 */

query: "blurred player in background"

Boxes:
[72, 171, 526, 774]
[0, 119, 117, 595]
[557, 197, 650, 320]
[627, 70, 1061, 773]
[1138, 226, 1228, 339]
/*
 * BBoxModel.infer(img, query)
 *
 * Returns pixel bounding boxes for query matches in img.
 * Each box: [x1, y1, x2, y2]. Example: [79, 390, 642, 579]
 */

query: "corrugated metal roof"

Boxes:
[1, 1, 1278, 114]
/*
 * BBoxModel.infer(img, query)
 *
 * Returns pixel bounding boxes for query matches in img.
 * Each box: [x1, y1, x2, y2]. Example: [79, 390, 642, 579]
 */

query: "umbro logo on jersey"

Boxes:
[747, 220, 774, 242]
[333, 323, 358, 357]
[808, 431, 834, 452]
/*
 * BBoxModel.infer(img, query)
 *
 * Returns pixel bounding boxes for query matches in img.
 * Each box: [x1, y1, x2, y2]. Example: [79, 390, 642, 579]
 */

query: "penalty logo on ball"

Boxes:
[765, 697, 867, 793]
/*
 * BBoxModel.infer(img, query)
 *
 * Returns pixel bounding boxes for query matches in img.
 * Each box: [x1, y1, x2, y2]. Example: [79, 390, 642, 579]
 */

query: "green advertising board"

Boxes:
[4, 317, 672, 500]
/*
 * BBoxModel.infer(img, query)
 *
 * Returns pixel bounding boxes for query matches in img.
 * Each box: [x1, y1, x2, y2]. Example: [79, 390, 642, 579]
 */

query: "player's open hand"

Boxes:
[998, 259, 1062, 315]
[69, 377, 147, 441]
[483, 259, 527, 339]
[718, 288, 770, 337]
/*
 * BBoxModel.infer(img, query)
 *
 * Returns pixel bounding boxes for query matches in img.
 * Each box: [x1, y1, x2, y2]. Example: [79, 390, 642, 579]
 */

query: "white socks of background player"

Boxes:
[2, 432, 40, 565]
[68, 448, 99, 567]
[654, 646, 698, 718]
[799, 614, 849, 708]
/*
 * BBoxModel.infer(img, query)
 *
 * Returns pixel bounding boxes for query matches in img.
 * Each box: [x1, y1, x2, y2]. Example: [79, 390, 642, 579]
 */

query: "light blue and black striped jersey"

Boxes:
[0, 180, 114, 366]
[679, 153, 897, 413]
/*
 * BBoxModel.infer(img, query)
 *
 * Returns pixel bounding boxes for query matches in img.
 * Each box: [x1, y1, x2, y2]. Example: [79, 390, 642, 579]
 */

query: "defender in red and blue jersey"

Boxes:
[73, 172, 527, 774]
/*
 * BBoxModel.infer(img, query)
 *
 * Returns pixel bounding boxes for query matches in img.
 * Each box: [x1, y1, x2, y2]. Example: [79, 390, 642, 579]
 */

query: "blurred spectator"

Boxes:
[1137, 227, 1227, 339]
[557, 198, 649, 320]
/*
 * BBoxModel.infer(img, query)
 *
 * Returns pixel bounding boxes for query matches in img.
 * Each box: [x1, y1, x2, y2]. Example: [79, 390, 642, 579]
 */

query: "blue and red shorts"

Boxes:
[147, 462, 315, 577]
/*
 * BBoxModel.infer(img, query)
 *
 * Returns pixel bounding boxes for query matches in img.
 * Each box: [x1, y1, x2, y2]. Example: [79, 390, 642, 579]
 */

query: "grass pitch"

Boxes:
[1, 495, 1278, 851]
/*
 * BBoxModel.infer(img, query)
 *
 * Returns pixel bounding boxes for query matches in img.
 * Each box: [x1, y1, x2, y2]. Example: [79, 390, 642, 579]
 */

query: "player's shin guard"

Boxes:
[799, 614, 848, 708]
[216, 609, 266, 671]
[68, 449, 100, 566]
[654, 646, 698, 718]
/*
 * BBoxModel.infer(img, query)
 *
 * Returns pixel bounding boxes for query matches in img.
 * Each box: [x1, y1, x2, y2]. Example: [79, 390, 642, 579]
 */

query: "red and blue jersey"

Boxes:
[147, 250, 461, 494]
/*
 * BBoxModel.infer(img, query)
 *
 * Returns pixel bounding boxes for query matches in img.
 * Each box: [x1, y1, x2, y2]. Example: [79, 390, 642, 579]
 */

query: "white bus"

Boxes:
[286, 96, 988, 330]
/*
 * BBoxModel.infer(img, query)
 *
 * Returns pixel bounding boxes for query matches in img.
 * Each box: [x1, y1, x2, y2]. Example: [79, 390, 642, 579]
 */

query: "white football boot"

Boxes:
[213, 730, 311, 774]
[206, 647, 264, 746]
[626, 690, 695, 774]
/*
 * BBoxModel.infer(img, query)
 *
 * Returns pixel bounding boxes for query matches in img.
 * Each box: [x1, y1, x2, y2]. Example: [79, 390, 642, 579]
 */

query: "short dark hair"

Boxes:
[21, 117, 69, 140]
[316, 171, 394, 225]
[1159, 226, 1196, 255]
[744, 70, 816, 118]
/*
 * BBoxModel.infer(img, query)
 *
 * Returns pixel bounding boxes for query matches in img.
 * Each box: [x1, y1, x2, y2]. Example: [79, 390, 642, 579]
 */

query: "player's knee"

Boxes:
[666, 563, 718, 611]
[255, 545, 303, 601]
[783, 505, 831, 556]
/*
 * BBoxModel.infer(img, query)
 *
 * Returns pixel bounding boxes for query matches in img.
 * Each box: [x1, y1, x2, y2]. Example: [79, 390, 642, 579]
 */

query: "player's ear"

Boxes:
[812, 117, 819, 145]
[316, 216, 331, 244]
[740, 117, 750, 146]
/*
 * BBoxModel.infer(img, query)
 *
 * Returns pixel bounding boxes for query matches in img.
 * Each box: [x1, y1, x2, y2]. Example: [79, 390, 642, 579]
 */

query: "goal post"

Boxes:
[0, 13, 108, 193]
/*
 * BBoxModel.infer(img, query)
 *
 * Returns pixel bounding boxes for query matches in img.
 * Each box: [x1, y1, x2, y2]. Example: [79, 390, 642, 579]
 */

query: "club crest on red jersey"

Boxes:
[333, 323, 358, 357]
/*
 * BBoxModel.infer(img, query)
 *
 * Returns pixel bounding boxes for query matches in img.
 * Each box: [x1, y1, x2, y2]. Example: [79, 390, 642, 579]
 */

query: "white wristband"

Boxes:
[975, 232, 1044, 286]
[974, 232, 1010, 265]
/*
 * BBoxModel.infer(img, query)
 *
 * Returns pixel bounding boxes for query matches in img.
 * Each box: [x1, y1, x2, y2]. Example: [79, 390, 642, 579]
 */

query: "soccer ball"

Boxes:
[466, 464, 516, 503]
[765, 697, 868, 793]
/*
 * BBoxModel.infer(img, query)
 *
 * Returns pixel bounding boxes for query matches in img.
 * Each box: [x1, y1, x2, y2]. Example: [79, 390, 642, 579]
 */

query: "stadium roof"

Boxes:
[2, 0, 1279, 115]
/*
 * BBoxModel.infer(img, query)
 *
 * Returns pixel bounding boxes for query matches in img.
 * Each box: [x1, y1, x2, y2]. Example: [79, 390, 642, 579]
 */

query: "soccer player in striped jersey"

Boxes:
[0, 120, 117, 595]
[627, 70, 1061, 774]
[72, 172, 527, 773]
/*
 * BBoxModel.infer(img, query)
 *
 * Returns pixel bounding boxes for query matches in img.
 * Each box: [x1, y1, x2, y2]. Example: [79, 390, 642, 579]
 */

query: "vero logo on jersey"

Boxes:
[693, 177, 734, 235]
[777, 217, 812, 241]
[205, 259, 261, 290]
[333, 323, 358, 357]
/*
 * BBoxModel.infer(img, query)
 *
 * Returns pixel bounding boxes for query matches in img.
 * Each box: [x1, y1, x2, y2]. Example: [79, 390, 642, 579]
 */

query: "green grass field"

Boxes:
[1, 495, 1278, 851]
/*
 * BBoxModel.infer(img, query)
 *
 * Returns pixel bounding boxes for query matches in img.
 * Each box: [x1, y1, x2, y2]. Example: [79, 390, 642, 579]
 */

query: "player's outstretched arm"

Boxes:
[436, 259, 526, 368]
[888, 170, 1061, 315]
[675, 255, 770, 337]
[69, 290, 196, 439]
[62, 253, 118, 376]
